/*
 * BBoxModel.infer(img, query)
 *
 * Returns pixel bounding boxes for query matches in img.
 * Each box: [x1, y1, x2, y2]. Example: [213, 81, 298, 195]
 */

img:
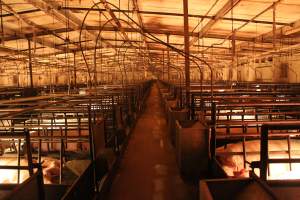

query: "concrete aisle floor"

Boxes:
[107, 83, 197, 200]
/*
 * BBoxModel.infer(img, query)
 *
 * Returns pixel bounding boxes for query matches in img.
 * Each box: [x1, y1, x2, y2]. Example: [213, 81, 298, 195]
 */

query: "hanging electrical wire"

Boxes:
[199, 0, 283, 56]
[79, 1, 214, 99]
[191, 0, 220, 34]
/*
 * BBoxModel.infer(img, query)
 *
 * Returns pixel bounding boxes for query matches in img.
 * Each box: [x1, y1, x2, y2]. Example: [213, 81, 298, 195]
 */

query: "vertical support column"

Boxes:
[260, 125, 269, 180]
[231, 30, 236, 82]
[100, 40, 103, 84]
[87, 104, 97, 189]
[25, 129, 34, 176]
[27, 39, 33, 88]
[162, 50, 165, 80]
[134, 62, 137, 82]
[272, 3, 276, 49]
[73, 51, 77, 88]
[210, 102, 217, 159]
[191, 93, 195, 120]
[94, 52, 97, 85]
[131, 61, 134, 83]
[0, 0, 4, 45]
[183, 0, 190, 108]
[167, 34, 170, 83]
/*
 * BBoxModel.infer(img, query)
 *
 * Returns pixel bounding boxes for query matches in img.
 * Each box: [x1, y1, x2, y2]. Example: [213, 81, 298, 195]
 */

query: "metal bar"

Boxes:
[17, 139, 21, 183]
[162, 50, 164, 80]
[167, 34, 170, 83]
[191, 93, 195, 119]
[0, 8, 40, 17]
[211, 102, 217, 159]
[77, 113, 82, 150]
[273, 3, 276, 49]
[0, 0, 4, 44]
[38, 118, 41, 163]
[28, 39, 33, 88]
[88, 105, 94, 161]
[73, 51, 77, 88]
[50, 116, 54, 151]
[256, 108, 259, 132]
[0, 166, 32, 170]
[288, 136, 292, 171]
[268, 158, 300, 163]
[60, 138, 64, 184]
[180, 84, 183, 109]
[25, 129, 34, 176]
[260, 125, 269, 180]
[242, 137, 247, 168]
[231, 30, 236, 82]
[37, 165, 45, 200]
[64, 113, 68, 149]
[183, 0, 190, 108]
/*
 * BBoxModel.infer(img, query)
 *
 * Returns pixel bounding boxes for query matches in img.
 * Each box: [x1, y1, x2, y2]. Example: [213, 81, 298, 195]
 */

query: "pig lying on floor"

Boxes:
[0, 157, 60, 184]
[216, 139, 300, 179]
[39, 158, 60, 184]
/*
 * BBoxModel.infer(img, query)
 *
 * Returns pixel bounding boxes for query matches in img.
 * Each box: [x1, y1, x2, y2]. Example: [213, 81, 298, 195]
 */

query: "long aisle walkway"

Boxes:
[107, 83, 197, 200]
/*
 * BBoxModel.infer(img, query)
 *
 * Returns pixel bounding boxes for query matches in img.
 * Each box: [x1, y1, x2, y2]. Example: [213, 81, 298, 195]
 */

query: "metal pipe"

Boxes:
[28, 39, 33, 88]
[0, 0, 4, 45]
[169, 64, 183, 108]
[162, 50, 165, 80]
[73, 51, 77, 88]
[273, 3, 276, 49]
[167, 34, 170, 83]
[183, 0, 190, 108]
